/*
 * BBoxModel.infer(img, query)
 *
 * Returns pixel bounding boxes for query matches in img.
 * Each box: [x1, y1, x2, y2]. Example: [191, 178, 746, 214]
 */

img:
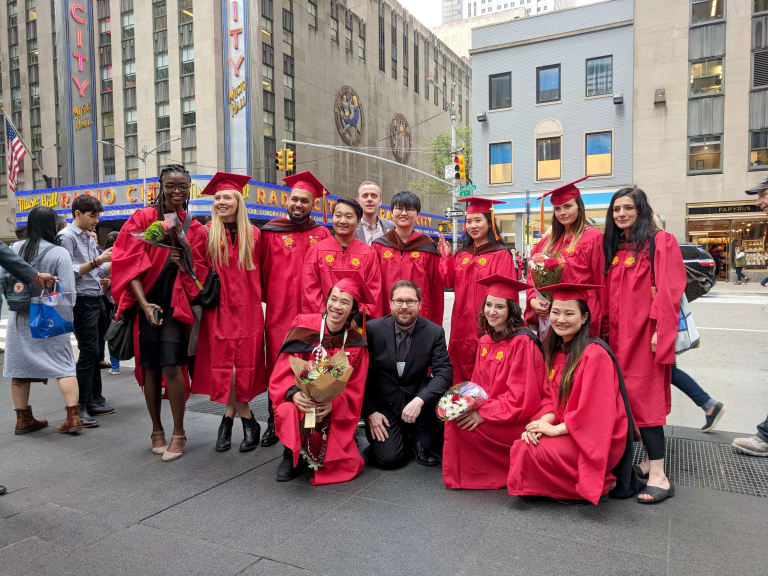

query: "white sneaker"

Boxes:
[108, 368, 120, 375]
[732, 435, 768, 457]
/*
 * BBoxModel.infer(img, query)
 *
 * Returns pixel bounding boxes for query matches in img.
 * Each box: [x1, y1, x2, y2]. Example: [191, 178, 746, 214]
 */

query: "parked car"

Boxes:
[679, 242, 717, 284]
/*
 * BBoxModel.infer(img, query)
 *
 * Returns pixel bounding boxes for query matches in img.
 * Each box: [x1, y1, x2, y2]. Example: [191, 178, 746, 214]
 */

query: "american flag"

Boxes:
[6, 118, 27, 193]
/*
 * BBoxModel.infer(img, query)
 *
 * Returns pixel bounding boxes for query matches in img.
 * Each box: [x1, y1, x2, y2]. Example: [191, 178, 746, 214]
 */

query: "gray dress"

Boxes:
[1, 240, 77, 379]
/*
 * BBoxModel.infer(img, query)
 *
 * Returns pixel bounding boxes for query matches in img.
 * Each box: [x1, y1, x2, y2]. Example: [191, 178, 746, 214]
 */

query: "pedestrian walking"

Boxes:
[437, 197, 516, 384]
[672, 362, 725, 432]
[2, 207, 83, 436]
[442, 274, 545, 490]
[58, 195, 115, 426]
[733, 245, 747, 284]
[111, 164, 209, 462]
[191, 173, 266, 453]
[603, 187, 686, 504]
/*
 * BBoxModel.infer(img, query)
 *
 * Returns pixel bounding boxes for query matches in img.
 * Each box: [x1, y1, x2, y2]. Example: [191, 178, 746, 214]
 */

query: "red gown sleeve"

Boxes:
[588, 232, 607, 330]
[440, 252, 457, 289]
[649, 232, 686, 365]
[111, 208, 155, 312]
[477, 337, 545, 424]
[260, 231, 272, 303]
[301, 244, 324, 315]
[362, 250, 383, 318]
[524, 237, 546, 327]
[428, 252, 445, 323]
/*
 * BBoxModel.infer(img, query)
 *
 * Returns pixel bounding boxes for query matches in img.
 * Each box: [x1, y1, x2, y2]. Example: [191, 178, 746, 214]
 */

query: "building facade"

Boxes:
[466, 0, 571, 19]
[432, 7, 527, 59]
[442, 0, 463, 25]
[470, 0, 633, 249]
[0, 0, 471, 239]
[635, 0, 768, 280]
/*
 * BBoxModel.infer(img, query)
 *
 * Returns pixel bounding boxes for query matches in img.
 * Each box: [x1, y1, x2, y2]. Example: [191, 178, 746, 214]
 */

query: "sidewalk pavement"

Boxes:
[1, 364, 766, 576]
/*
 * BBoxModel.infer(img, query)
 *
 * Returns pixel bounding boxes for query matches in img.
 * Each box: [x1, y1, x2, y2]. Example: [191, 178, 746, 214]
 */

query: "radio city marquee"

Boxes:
[223, 0, 249, 174]
[14, 177, 445, 235]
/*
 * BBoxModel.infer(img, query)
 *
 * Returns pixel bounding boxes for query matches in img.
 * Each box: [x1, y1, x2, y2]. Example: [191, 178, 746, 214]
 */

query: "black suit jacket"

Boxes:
[363, 315, 453, 418]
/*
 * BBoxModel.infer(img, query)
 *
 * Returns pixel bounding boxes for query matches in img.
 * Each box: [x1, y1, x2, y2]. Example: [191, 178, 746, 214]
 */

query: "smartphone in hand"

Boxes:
[152, 307, 162, 324]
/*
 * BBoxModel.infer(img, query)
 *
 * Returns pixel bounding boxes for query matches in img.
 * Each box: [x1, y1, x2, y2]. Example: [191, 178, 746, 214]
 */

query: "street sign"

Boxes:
[444, 165, 454, 179]
[445, 210, 464, 218]
[459, 185, 476, 193]
[453, 202, 462, 210]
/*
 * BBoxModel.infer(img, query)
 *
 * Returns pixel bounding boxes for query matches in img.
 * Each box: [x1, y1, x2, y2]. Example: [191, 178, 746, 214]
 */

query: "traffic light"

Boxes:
[274, 149, 285, 171]
[454, 155, 466, 180]
[285, 149, 296, 172]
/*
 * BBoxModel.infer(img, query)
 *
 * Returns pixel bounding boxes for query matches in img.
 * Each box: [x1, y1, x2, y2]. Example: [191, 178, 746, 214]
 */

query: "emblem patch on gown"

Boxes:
[481, 347, 488, 358]
[549, 368, 556, 380]
[309, 236, 318, 246]
[325, 254, 335, 264]
[565, 245, 575, 254]
[477, 257, 488, 267]
[410, 251, 420, 259]
[383, 250, 393, 260]
[611, 256, 619, 266]
[624, 256, 636, 267]
[350, 257, 360, 267]
[282, 235, 295, 249]
[495, 351, 504, 360]
[461, 257, 470, 266]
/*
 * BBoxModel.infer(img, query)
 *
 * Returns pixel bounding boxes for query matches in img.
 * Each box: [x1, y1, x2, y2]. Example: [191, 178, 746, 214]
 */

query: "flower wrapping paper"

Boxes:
[436, 382, 489, 421]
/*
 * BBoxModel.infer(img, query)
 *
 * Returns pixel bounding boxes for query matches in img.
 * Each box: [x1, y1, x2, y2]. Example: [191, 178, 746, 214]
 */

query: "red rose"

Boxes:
[544, 258, 560, 270]
[451, 394, 461, 404]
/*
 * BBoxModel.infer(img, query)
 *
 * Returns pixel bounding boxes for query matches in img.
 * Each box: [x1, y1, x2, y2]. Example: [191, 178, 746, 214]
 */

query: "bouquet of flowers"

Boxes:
[436, 382, 488, 422]
[528, 252, 565, 336]
[132, 213, 203, 290]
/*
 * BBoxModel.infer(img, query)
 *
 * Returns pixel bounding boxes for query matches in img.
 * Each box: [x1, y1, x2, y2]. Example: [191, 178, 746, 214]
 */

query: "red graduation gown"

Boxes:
[442, 332, 545, 489]
[301, 236, 383, 318]
[192, 225, 266, 403]
[441, 243, 516, 383]
[261, 219, 331, 378]
[605, 232, 685, 427]
[525, 226, 605, 337]
[268, 314, 368, 485]
[111, 206, 209, 386]
[507, 344, 628, 505]
[372, 230, 444, 325]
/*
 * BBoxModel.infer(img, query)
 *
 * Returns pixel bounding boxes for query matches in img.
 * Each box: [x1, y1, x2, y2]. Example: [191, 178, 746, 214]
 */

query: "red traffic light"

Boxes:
[453, 156, 459, 163]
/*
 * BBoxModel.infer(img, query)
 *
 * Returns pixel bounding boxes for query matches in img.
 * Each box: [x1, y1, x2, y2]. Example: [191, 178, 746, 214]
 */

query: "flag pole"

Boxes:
[0, 105, 48, 179]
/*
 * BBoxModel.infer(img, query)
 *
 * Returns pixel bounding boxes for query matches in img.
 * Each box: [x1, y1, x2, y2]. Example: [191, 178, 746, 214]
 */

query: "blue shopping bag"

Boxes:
[29, 285, 75, 339]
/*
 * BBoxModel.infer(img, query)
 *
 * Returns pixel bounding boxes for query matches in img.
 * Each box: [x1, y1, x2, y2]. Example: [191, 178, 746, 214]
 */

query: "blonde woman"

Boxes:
[192, 173, 266, 453]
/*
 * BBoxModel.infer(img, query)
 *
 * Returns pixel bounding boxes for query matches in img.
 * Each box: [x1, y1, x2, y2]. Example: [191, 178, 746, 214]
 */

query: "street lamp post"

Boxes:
[97, 136, 181, 204]
[429, 75, 459, 249]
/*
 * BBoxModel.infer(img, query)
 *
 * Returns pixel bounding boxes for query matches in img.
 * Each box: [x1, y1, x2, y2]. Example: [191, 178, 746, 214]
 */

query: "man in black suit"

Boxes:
[364, 280, 452, 468]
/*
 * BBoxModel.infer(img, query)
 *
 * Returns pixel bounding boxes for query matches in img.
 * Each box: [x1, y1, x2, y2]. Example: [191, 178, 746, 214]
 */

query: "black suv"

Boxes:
[679, 242, 717, 284]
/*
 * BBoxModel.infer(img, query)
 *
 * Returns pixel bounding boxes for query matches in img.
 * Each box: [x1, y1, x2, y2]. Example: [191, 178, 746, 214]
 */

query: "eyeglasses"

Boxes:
[164, 183, 190, 192]
[391, 299, 419, 308]
[392, 206, 417, 214]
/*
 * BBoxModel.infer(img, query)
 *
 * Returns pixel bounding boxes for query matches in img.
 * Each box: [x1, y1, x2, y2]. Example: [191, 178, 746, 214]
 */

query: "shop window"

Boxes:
[750, 130, 768, 169]
[537, 64, 560, 104]
[537, 137, 561, 180]
[690, 58, 723, 96]
[586, 55, 612, 97]
[688, 135, 722, 173]
[489, 141, 512, 185]
[585, 131, 612, 177]
[489, 72, 511, 110]
[691, 0, 723, 25]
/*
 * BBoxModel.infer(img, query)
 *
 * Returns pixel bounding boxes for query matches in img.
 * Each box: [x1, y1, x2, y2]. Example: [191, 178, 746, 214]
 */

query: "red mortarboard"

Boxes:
[475, 273, 530, 300]
[282, 170, 327, 200]
[329, 269, 374, 306]
[201, 172, 251, 196]
[539, 176, 589, 230]
[537, 282, 603, 303]
[458, 196, 506, 214]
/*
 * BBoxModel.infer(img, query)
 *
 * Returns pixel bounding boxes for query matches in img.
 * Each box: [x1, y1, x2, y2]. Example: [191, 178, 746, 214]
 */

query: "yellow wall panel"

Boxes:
[586, 153, 611, 176]
[537, 159, 561, 180]
[490, 163, 512, 184]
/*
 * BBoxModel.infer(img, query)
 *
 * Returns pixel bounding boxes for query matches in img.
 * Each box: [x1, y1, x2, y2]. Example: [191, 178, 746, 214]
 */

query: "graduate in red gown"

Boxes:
[508, 283, 632, 505]
[302, 197, 382, 318]
[260, 171, 331, 447]
[372, 191, 444, 325]
[111, 164, 209, 461]
[603, 187, 685, 504]
[191, 173, 266, 453]
[438, 197, 516, 383]
[526, 177, 605, 337]
[269, 271, 372, 486]
[442, 274, 546, 490]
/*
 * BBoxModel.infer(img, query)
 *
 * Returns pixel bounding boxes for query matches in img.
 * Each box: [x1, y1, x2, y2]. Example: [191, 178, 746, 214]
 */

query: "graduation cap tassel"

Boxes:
[490, 207, 499, 242]
[540, 197, 545, 234]
[322, 189, 328, 224]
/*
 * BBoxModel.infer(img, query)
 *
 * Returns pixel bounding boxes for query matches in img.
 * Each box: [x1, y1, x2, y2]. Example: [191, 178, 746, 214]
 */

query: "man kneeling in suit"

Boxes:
[364, 280, 453, 468]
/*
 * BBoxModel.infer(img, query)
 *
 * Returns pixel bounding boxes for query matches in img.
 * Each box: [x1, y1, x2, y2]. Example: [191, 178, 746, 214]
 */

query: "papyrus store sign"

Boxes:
[58, 2, 99, 184]
[223, 0, 250, 175]
[15, 177, 450, 236]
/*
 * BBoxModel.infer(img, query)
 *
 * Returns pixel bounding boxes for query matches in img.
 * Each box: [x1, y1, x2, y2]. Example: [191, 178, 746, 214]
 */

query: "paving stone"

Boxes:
[240, 558, 323, 576]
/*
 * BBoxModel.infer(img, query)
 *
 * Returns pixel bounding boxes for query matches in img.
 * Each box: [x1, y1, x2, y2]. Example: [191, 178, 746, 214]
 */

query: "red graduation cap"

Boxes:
[329, 269, 375, 307]
[201, 172, 251, 196]
[539, 176, 589, 229]
[458, 196, 506, 214]
[283, 170, 329, 222]
[537, 282, 603, 303]
[476, 273, 530, 300]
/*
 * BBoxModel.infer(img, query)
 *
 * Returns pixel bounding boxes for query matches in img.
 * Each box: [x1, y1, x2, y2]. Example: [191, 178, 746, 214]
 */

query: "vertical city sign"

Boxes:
[223, 0, 250, 174]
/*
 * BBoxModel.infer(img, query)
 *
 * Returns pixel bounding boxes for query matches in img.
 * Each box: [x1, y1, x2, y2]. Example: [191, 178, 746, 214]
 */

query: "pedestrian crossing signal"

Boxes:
[274, 149, 285, 171]
[285, 150, 296, 172]
[454, 155, 466, 180]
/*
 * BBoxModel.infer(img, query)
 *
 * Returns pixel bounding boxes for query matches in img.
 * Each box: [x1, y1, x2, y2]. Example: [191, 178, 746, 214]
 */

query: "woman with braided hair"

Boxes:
[112, 164, 209, 462]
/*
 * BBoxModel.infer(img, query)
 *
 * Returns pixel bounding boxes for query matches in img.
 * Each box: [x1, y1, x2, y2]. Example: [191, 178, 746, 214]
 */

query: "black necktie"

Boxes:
[396, 330, 409, 362]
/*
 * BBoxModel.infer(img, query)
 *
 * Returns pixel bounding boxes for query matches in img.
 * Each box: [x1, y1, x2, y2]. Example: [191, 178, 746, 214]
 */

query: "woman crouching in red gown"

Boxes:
[508, 283, 632, 505]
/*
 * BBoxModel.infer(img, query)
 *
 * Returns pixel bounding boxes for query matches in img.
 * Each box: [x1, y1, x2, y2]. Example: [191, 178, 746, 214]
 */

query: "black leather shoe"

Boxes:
[276, 448, 306, 482]
[413, 442, 439, 467]
[216, 416, 233, 452]
[0, 484, 7, 496]
[239, 415, 261, 452]
[86, 401, 115, 416]
[93, 396, 107, 407]
[79, 405, 99, 428]
[260, 422, 278, 447]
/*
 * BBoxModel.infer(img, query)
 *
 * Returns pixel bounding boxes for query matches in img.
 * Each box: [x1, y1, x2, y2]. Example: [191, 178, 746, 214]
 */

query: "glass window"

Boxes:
[181, 46, 194, 75]
[179, 0, 194, 24]
[283, 74, 294, 100]
[182, 98, 196, 126]
[308, 0, 317, 29]
[262, 64, 273, 91]
[690, 58, 723, 96]
[692, 0, 723, 24]
[330, 11, 339, 44]
[688, 135, 722, 173]
[123, 61, 136, 85]
[182, 148, 196, 164]
[757, 0, 768, 14]
[359, 22, 365, 60]
[536, 136, 561, 180]
[489, 72, 511, 110]
[537, 64, 560, 103]
[750, 130, 768, 168]
[489, 141, 513, 184]
[585, 131, 612, 177]
[586, 56, 612, 97]
[122, 12, 134, 37]
[263, 111, 274, 137]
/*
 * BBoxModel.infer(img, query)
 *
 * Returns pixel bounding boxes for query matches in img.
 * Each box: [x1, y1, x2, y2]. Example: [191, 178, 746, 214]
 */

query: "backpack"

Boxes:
[2, 244, 55, 312]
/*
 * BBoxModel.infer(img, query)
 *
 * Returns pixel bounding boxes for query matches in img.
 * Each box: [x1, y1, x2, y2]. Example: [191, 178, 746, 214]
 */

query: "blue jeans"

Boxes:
[671, 362, 716, 411]
[761, 276, 768, 286]
[735, 267, 745, 281]
[757, 415, 768, 443]
[110, 356, 120, 371]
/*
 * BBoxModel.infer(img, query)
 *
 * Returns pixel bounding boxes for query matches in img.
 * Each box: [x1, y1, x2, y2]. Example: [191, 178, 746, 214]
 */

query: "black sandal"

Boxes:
[637, 484, 675, 504]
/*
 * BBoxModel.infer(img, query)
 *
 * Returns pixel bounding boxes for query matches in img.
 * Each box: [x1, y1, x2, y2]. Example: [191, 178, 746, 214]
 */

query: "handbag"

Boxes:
[29, 282, 75, 339]
[105, 305, 136, 360]
[191, 264, 220, 308]
[2, 244, 55, 311]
